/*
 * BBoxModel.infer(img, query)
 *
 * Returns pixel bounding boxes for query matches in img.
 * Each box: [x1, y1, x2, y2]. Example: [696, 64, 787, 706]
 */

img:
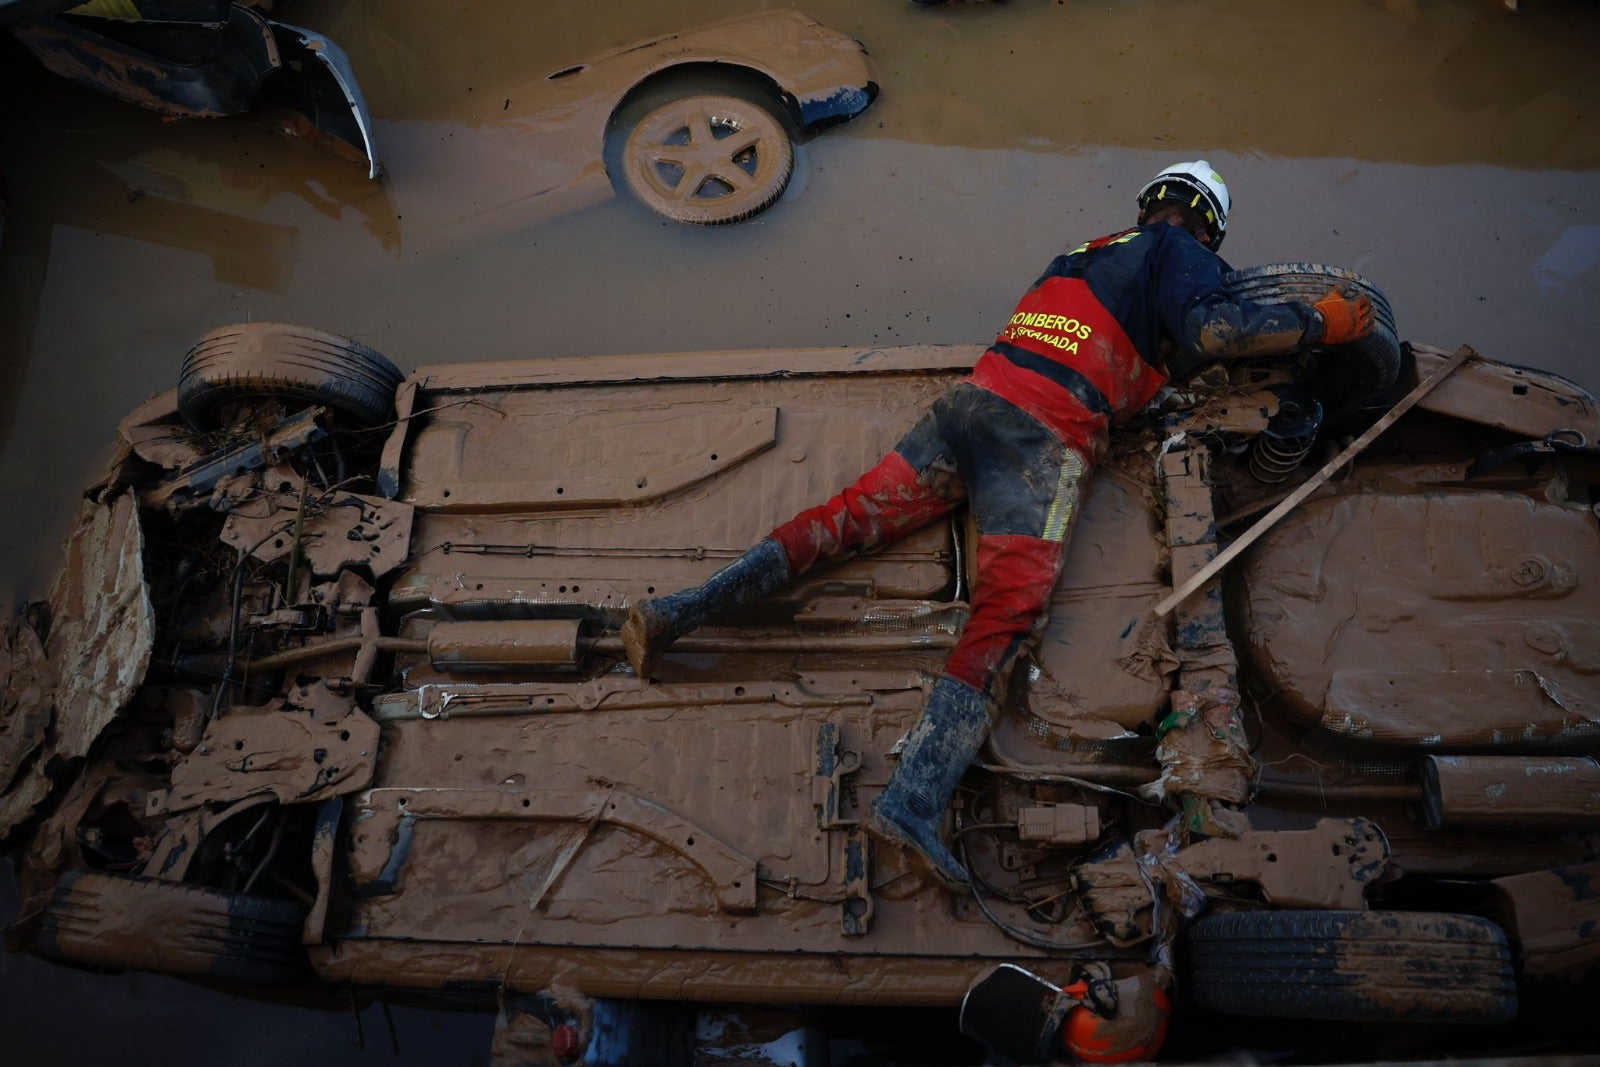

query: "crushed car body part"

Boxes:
[1170, 817, 1390, 909]
[1073, 816, 1390, 948]
[1150, 444, 1252, 812]
[267, 20, 381, 179]
[220, 484, 414, 580]
[0, 615, 52, 798]
[7, 3, 380, 175]
[0, 492, 153, 836]
[149, 701, 380, 814]
[11, 5, 281, 118]
[1414, 342, 1600, 443]
[142, 406, 327, 512]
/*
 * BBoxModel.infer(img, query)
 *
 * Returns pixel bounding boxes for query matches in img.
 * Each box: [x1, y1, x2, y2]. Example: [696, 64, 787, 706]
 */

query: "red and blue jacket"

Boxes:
[968, 224, 1315, 454]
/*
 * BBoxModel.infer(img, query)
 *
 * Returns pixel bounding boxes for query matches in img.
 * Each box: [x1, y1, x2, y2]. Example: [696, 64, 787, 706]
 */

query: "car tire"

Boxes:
[1183, 909, 1517, 1024]
[608, 83, 795, 226]
[33, 870, 308, 986]
[1222, 263, 1402, 418]
[177, 321, 404, 431]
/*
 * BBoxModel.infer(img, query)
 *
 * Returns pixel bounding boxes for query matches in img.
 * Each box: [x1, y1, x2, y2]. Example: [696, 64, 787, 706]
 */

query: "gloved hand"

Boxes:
[1311, 287, 1376, 345]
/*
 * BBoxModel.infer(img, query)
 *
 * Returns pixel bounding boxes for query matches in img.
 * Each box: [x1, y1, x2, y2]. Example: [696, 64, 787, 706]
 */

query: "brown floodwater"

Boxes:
[1, 0, 1598, 1061]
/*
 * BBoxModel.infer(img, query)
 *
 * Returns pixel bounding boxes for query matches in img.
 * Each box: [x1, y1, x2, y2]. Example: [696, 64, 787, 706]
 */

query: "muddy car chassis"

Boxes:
[3, 273, 1599, 1062]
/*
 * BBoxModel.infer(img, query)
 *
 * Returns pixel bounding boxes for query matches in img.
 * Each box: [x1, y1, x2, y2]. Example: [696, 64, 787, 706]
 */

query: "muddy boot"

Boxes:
[621, 538, 790, 676]
[865, 676, 992, 889]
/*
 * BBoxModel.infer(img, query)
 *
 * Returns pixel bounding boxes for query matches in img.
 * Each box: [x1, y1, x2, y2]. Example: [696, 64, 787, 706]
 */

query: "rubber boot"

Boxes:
[621, 537, 790, 677]
[865, 676, 992, 889]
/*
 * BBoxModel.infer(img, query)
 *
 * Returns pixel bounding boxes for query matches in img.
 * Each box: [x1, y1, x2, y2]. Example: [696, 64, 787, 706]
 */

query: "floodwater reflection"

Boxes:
[1533, 225, 1600, 298]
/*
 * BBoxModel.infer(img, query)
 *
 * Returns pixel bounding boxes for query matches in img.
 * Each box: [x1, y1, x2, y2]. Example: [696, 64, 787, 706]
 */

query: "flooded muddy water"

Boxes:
[2, 0, 1598, 1061]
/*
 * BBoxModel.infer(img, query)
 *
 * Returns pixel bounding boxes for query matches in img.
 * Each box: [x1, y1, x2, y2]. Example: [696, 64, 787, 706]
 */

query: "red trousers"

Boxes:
[769, 383, 1089, 694]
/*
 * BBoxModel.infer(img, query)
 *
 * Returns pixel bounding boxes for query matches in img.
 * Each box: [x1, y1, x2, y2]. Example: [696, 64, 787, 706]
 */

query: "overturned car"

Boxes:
[2, 267, 1598, 1063]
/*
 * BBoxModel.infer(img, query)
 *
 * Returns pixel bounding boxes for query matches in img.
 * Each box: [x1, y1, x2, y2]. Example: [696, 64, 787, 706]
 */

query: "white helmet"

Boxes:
[1137, 160, 1231, 250]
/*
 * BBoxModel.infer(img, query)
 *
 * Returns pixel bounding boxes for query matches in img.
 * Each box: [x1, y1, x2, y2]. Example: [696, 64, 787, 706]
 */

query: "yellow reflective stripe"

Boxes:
[1041, 451, 1087, 542]
[69, 0, 143, 18]
[1070, 230, 1140, 255]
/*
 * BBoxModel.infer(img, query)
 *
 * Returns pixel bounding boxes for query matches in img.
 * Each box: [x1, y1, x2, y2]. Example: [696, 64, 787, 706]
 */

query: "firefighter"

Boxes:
[622, 161, 1375, 887]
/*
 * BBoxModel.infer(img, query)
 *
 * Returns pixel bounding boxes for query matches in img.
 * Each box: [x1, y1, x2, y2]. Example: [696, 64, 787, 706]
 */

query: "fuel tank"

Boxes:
[1238, 490, 1600, 752]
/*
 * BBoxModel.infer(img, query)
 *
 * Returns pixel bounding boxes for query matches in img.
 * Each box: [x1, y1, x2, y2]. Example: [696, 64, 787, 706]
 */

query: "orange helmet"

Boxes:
[1062, 982, 1172, 1063]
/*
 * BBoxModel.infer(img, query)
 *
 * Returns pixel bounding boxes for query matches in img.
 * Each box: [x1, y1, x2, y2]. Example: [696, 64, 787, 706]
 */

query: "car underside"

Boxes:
[2, 266, 1598, 1063]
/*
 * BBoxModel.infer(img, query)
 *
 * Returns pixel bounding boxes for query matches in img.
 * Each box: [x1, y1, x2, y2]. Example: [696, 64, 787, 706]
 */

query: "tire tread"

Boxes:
[34, 870, 308, 986]
[1184, 909, 1517, 1024]
[177, 322, 404, 430]
[1222, 263, 1403, 408]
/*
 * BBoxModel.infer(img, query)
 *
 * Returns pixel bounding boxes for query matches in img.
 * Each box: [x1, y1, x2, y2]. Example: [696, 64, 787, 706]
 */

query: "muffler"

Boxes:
[426, 620, 588, 673]
[1419, 755, 1600, 830]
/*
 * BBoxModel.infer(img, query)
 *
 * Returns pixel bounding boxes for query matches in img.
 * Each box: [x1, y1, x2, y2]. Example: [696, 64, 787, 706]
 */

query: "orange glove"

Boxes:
[1311, 287, 1376, 345]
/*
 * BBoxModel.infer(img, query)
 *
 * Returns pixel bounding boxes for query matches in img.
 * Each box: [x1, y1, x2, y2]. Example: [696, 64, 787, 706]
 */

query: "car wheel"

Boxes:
[615, 91, 795, 225]
[1222, 263, 1402, 421]
[177, 322, 404, 431]
[1183, 909, 1517, 1024]
[33, 870, 308, 986]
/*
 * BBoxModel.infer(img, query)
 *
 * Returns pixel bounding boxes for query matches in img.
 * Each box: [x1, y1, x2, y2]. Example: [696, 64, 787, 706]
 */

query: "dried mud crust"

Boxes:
[1222, 262, 1402, 412]
[33, 870, 308, 986]
[608, 81, 795, 226]
[177, 322, 404, 430]
[1183, 910, 1517, 1024]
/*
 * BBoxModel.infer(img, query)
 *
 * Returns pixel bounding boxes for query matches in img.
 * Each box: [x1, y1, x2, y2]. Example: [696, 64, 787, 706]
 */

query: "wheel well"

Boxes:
[605, 62, 800, 138]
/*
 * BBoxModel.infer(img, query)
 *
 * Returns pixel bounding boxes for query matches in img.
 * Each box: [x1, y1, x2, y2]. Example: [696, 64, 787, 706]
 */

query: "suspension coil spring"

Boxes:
[1250, 432, 1316, 482]
[1249, 394, 1324, 483]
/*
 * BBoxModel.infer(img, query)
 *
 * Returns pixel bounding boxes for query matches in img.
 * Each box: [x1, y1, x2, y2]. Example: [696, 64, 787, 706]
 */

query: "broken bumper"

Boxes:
[8, 2, 380, 177]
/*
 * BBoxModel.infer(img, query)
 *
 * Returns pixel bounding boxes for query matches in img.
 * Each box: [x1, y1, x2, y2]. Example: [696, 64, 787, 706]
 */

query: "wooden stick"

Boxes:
[1153, 344, 1477, 617]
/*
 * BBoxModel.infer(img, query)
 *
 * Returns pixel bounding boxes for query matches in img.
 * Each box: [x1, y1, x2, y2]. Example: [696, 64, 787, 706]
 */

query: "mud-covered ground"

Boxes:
[1, 0, 1598, 1062]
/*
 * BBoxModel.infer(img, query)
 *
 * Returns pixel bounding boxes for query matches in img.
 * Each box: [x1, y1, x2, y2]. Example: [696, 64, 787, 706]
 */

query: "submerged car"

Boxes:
[2, 266, 1597, 1063]
[357, 8, 878, 234]
[2, 0, 379, 177]
[6, 4, 877, 239]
